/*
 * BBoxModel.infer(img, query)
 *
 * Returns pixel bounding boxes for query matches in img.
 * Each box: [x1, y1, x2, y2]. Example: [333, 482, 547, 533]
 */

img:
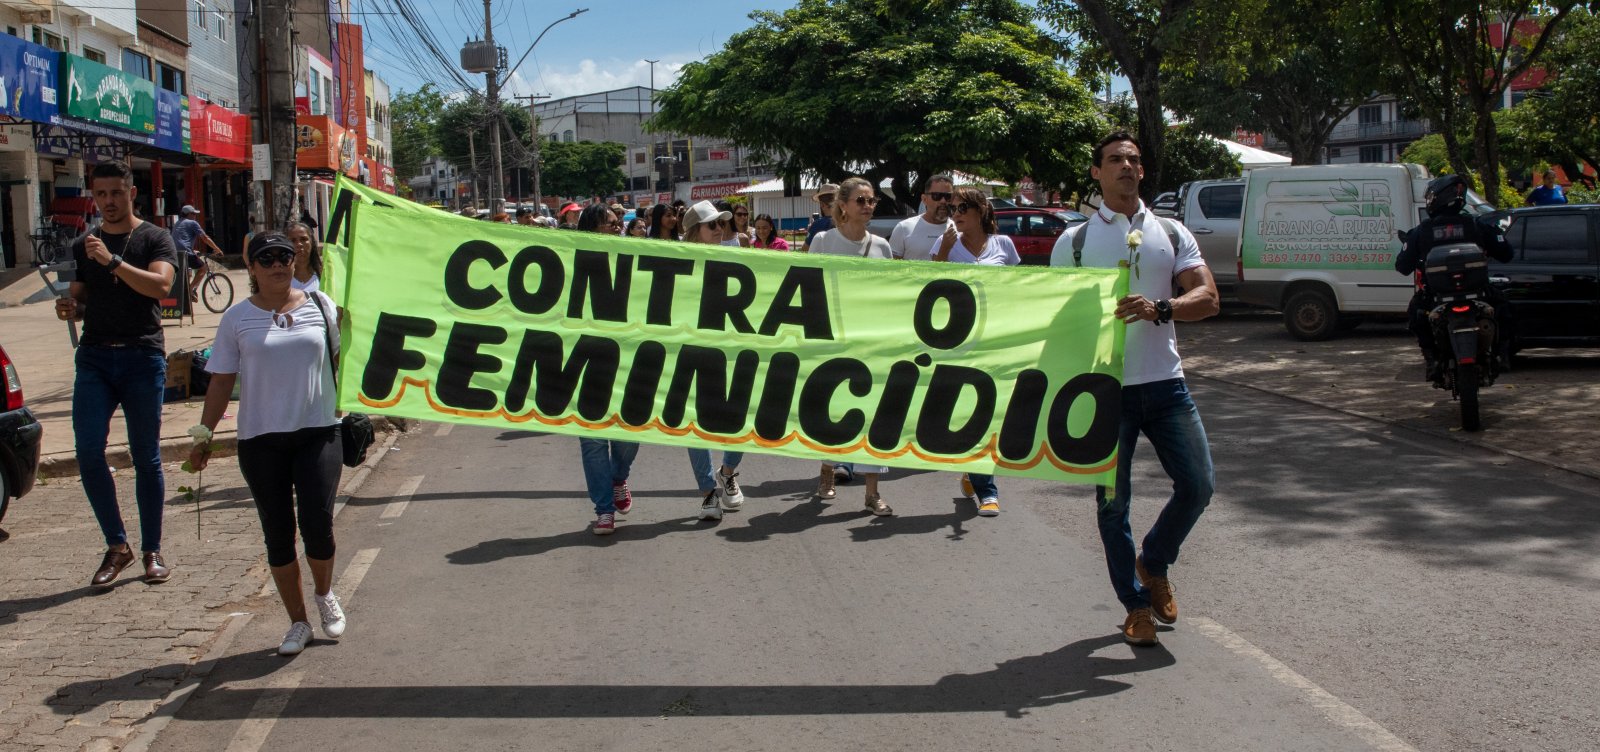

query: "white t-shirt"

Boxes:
[290, 273, 320, 293]
[889, 214, 954, 261]
[948, 233, 1021, 266]
[809, 228, 893, 259]
[1049, 201, 1205, 386]
[206, 290, 340, 440]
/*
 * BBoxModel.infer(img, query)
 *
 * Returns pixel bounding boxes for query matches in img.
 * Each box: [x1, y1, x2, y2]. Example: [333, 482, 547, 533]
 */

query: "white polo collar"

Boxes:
[1096, 199, 1150, 227]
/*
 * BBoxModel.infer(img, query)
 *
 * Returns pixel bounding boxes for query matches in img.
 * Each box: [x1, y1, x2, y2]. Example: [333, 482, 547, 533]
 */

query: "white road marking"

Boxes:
[1191, 617, 1419, 752]
[434, 422, 453, 437]
[222, 670, 304, 752]
[336, 548, 380, 600]
[381, 475, 424, 519]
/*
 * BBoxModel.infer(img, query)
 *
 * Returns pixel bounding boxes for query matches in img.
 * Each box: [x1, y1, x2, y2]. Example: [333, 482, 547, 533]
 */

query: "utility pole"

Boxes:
[512, 93, 550, 210]
[468, 131, 479, 211]
[260, 0, 298, 228]
[483, 0, 506, 216]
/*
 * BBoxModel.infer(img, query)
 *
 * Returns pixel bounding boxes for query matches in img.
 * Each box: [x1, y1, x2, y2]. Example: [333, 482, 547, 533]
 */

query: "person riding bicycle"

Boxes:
[1394, 174, 1513, 382]
[171, 205, 224, 303]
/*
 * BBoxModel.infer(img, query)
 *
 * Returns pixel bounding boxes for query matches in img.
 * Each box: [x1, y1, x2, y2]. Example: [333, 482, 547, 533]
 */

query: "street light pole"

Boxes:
[502, 8, 588, 212]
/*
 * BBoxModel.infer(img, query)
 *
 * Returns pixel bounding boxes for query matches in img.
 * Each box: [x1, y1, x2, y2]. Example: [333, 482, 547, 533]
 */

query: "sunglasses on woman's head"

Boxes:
[252, 249, 297, 267]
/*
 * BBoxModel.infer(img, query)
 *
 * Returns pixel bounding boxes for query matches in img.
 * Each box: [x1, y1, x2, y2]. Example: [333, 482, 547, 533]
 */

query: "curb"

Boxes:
[36, 415, 408, 479]
[1191, 371, 1600, 484]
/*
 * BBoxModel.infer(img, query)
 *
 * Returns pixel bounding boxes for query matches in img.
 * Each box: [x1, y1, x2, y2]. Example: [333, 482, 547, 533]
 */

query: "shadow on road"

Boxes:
[51, 633, 1175, 720]
[444, 515, 716, 563]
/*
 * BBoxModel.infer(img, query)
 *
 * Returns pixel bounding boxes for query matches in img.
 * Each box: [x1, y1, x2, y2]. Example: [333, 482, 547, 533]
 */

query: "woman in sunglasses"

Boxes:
[190, 232, 347, 656]
[574, 205, 641, 534]
[677, 200, 751, 521]
[719, 201, 754, 247]
[805, 177, 893, 516]
[933, 189, 1019, 518]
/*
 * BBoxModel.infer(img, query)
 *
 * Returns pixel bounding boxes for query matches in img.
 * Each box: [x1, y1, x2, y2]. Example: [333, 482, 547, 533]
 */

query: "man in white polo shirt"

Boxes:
[888, 173, 956, 261]
[1050, 130, 1220, 648]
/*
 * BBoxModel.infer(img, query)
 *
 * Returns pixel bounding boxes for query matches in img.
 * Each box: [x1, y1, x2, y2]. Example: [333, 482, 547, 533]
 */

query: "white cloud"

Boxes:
[502, 58, 690, 100]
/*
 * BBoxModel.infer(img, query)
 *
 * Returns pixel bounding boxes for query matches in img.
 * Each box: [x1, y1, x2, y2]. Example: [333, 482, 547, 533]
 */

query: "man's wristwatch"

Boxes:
[106, 254, 124, 272]
[1154, 298, 1173, 324]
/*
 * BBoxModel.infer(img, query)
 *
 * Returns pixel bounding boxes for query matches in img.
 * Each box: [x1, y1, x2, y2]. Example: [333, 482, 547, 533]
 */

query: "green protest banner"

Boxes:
[331, 183, 1128, 484]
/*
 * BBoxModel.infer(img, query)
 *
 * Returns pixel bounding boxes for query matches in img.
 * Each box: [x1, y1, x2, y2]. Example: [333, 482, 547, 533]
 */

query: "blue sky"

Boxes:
[355, 0, 797, 99]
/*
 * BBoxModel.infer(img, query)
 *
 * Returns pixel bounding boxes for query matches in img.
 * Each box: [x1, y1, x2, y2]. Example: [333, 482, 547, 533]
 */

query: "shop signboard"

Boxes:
[296, 114, 358, 178]
[191, 99, 251, 163]
[32, 125, 126, 163]
[154, 88, 190, 154]
[0, 33, 59, 123]
[689, 181, 747, 201]
[59, 53, 156, 135]
[335, 22, 366, 168]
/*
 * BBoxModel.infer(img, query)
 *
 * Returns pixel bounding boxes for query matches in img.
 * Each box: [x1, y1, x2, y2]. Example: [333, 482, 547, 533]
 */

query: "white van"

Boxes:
[1236, 163, 1490, 340]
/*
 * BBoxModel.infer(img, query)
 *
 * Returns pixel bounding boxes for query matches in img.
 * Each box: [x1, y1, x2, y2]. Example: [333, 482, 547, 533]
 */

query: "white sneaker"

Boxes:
[278, 621, 314, 655]
[718, 469, 745, 511]
[698, 489, 724, 520]
[316, 592, 347, 638]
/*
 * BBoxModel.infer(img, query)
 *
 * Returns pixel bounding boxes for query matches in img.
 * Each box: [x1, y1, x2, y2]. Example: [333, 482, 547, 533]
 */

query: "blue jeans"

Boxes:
[73, 345, 168, 551]
[687, 448, 744, 492]
[968, 473, 998, 500]
[1095, 378, 1214, 611]
[579, 438, 639, 515]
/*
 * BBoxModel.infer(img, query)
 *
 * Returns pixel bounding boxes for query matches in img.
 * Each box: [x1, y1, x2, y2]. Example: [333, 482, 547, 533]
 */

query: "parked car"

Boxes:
[996, 208, 1089, 265]
[1493, 204, 1600, 354]
[0, 342, 43, 527]
[1151, 191, 1180, 218]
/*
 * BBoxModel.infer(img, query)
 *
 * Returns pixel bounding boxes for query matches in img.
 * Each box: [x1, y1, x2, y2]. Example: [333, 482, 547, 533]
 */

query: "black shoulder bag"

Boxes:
[308, 291, 375, 467]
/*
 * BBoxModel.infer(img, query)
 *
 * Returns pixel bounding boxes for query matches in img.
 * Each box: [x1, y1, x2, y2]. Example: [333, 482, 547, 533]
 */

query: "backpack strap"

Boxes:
[306, 290, 338, 383]
[1071, 222, 1086, 267]
[1158, 216, 1181, 253]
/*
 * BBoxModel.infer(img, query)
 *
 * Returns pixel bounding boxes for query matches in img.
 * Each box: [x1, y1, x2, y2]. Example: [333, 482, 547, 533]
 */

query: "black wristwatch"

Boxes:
[106, 254, 124, 272]
[1154, 298, 1173, 324]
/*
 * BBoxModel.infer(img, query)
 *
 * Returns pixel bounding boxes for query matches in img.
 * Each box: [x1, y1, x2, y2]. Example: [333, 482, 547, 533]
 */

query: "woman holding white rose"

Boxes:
[190, 231, 347, 656]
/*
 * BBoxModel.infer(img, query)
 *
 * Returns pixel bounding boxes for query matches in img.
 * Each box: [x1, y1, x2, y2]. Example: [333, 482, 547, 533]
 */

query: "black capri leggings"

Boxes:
[237, 425, 342, 567]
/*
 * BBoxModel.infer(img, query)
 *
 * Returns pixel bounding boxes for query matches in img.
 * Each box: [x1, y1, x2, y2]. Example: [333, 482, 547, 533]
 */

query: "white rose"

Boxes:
[188, 424, 213, 445]
[1126, 229, 1144, 248]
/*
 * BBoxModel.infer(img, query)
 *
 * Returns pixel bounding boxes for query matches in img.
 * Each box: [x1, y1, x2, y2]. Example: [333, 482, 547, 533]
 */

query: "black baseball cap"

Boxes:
[247, 232, 294, 257]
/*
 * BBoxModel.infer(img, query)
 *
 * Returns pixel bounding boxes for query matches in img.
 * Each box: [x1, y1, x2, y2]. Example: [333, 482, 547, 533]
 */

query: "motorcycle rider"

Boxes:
[1394, 174, 1513, 382]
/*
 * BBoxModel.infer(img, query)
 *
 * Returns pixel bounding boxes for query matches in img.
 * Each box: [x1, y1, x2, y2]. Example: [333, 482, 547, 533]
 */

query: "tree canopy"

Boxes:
[390, 84, 448, 196]
[1500, 7, 1599, 186]
[437, 98, 534, 178]
[539, 141, 627, 200]
[652, 0, 1103, 212]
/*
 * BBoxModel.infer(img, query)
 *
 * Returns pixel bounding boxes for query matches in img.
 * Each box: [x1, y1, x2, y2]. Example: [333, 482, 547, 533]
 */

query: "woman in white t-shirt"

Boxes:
[287, 221, 321, 293]
[807, 177, 893, 516]
[189, 231, 346, 657]
[933, 188, 1017, 518]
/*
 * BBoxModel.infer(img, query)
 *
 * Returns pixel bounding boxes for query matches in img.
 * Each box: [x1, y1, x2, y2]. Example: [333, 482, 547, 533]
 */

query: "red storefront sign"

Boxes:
[689, 181, 747, 201]
[708, 149, 731, 161]
[190, 100, 251, 163]
[296, 115, 358, 177]
[336, 23, 367, 176]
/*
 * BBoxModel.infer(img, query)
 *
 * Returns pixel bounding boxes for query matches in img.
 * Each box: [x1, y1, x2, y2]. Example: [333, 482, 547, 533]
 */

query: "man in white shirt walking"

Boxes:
[1049, 131, 1220, 648]
[888, 174, 956, 261]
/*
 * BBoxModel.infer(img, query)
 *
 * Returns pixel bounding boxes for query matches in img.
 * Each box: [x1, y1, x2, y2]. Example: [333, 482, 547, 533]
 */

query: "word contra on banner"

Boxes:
[327, 179, 1128, 484]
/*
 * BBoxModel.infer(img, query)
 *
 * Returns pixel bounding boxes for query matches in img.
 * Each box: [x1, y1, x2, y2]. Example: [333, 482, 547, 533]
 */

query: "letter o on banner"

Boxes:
[1046, 373, 1120, 466]
[913, 280, 977, 350]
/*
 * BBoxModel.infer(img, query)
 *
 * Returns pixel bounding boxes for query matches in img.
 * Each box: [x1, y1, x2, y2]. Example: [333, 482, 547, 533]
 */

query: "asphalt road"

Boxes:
[145, 378, 1600, 752]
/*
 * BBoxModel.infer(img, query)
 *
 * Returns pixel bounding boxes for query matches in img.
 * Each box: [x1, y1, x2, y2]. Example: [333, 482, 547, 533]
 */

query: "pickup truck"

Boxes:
[1172, 178, 1245, 300]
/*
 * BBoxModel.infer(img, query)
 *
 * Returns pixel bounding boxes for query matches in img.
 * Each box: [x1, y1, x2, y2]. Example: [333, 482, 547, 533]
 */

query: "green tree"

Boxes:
[437, 97, 534, 186]
[1372, 0, 1580, 204]
[1101, 95, 1238, 194]
[1506, 7, 1600, 186]
[1037, 0, 1257, 198]
[540, 141, 627, 199]
[1164, 0, 1381, 165]
[390, 84, 448, 192]
[652, 0, 1103, 213]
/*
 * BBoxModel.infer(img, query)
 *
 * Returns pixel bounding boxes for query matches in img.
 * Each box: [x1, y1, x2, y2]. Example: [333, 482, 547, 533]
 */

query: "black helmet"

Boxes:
[1425, 174, 1468, 217]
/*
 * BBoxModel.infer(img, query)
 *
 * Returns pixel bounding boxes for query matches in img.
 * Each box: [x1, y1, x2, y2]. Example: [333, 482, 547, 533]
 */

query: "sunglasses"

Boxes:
[849, 195, 879, 207]
[954, 202, 981, 215]
[926, 191, 952, 202]
[251, 249, 297, 267]
[734, 211, 749, 217]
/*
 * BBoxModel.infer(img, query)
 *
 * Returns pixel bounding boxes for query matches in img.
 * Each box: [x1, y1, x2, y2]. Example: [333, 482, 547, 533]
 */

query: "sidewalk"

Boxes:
[2, 267, 250, 479]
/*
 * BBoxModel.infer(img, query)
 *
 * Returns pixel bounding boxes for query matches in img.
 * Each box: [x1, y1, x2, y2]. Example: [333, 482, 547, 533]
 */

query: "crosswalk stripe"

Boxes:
[381, 475, 424, 519]
[221, 670, 304, 752]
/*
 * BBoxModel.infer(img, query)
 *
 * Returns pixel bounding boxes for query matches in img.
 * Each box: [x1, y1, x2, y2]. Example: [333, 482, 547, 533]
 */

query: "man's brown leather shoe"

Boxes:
[1136, 555, 1177, 624]
[91, 547, 135, 588]
[143, 552, 171, 583]
[1122, 608, 1158, 646]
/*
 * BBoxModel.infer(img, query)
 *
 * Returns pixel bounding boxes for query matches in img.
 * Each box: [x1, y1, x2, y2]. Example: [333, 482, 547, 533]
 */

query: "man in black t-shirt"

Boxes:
[55, 161, 180, 589]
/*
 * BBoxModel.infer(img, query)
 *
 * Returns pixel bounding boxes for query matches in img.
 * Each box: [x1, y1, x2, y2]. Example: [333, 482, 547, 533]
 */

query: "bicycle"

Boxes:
[193, 253, 234, 313]
[28, 221, 75, 266]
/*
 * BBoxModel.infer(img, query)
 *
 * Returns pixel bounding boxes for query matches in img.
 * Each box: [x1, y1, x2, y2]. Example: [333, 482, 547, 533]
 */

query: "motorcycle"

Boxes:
[1422, 242, 1497, 431]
